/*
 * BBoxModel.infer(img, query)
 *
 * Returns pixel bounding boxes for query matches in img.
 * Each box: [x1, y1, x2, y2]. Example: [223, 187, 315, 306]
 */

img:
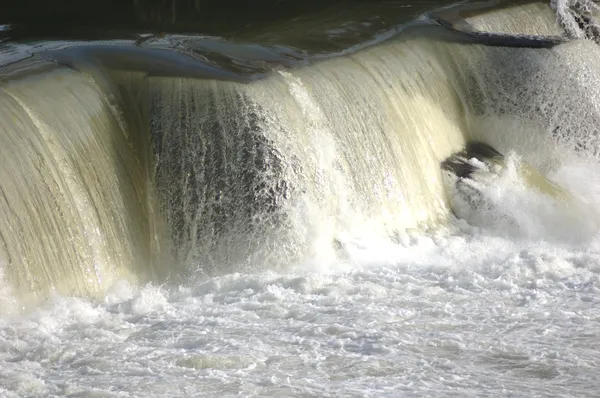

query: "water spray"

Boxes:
[551, 0, 600, 41]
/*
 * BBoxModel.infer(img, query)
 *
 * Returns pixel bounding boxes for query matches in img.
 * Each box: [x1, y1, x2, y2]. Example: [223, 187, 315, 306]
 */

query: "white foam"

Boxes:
[2, 3, 600, 396]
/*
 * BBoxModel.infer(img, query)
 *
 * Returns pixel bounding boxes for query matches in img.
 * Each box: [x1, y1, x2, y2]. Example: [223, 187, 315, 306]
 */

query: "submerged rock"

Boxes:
[441, 141, 573, 232]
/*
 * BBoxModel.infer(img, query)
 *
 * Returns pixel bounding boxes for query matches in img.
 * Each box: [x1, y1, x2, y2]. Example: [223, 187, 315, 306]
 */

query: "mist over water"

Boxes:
[1, 1, 600, 396]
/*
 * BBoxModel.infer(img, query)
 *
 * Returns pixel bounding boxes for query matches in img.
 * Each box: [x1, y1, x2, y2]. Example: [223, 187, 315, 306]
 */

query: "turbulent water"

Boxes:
[1, 1, 600, 396]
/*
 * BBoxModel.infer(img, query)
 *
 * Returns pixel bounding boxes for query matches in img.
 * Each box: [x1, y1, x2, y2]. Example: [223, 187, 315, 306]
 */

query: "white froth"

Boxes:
[0, 157, 599, 397]
[2, 2, 600, 397]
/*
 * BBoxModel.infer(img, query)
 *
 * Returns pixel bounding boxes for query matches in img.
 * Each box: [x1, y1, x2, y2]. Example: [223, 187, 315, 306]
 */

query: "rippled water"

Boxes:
[1, 244, 598, 397]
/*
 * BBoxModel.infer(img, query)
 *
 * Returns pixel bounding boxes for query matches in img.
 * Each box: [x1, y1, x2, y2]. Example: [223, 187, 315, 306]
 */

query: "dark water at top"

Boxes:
[1, 1, 460, 38]
[0, 1, 548, 83]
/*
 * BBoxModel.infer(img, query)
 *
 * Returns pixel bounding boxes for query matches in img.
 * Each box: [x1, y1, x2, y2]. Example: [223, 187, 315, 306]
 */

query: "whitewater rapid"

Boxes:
[1, 1, 600, 396]
[0, 155, 599, 397]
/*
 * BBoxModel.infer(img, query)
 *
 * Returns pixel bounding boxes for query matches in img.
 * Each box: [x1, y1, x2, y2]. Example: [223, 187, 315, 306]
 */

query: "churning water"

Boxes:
[1, 1, 600, 396]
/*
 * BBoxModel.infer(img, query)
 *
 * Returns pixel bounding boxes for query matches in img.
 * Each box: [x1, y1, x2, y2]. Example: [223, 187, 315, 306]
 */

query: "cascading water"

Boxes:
[0, 62, 164, 304]
[147, 38, 470, 274]
[3, 2, 600, 397]
[1, 1, 600, 302]
[463, 2, 563, 36]
[551, 0, 600, 40]
[455, 5, 600, 164]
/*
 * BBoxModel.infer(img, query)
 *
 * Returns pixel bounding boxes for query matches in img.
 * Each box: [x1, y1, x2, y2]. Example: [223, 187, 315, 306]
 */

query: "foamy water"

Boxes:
[2, 2, 600, 396]
[1, 159, 599, 397]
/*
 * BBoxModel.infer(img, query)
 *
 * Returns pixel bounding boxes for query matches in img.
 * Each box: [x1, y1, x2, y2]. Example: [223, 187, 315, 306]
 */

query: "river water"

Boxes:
[1, 1, 600, 397]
